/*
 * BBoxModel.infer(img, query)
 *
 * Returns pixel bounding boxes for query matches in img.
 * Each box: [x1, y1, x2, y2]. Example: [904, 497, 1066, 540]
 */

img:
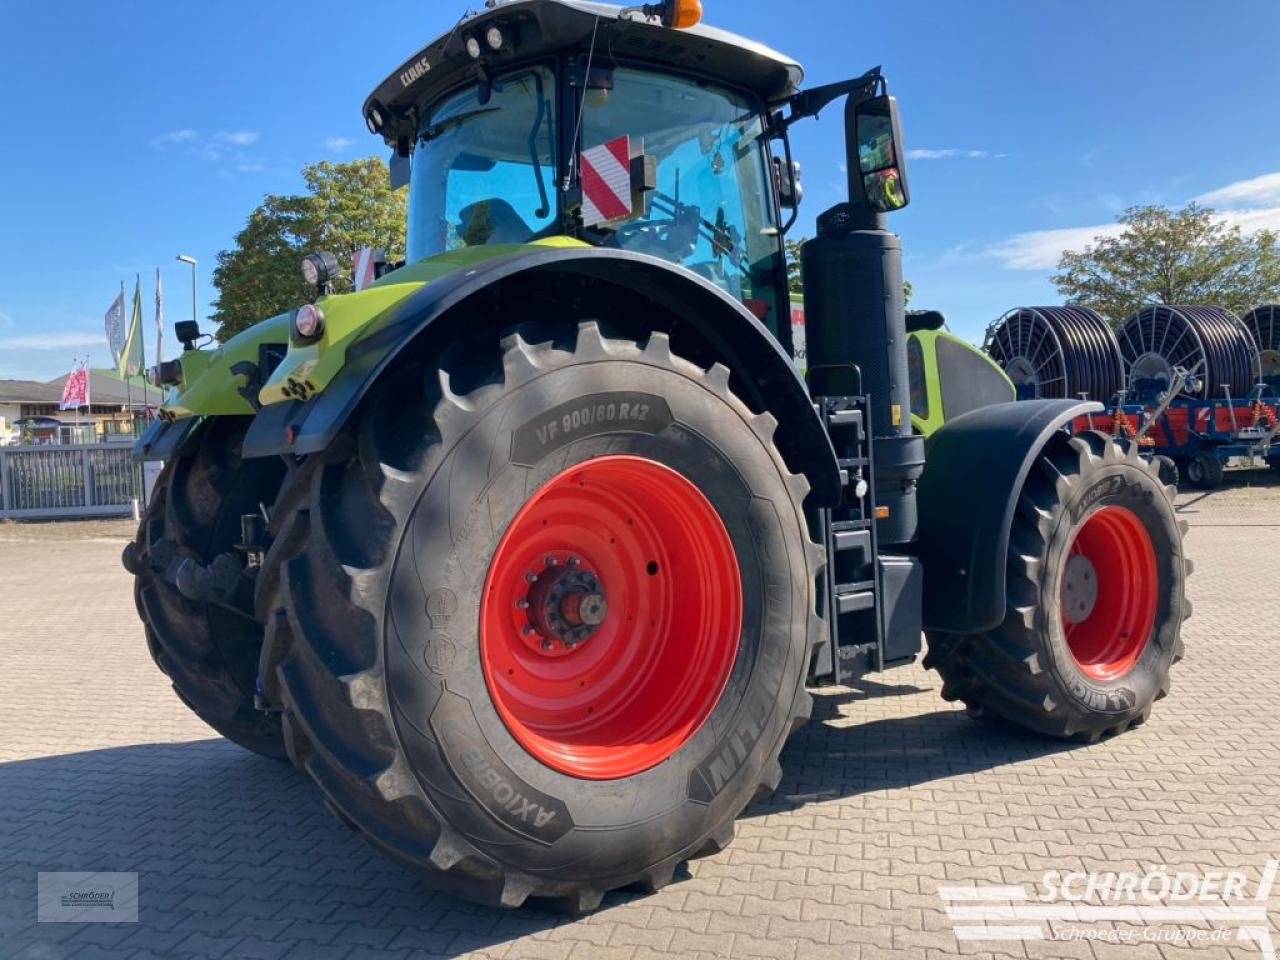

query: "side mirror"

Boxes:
[851, 95, 909, 214]
[773, 156, 803, 210]
[389, 150, 411, 190]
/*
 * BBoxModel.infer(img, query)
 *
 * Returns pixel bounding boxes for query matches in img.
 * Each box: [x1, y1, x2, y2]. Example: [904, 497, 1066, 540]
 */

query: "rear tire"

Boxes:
[256, 322, 823, 909]
[1151, 454, 1178, 488]
[925, 432, 1188, 741]
[128, 417, 288, 758]
[1183, 450, 1223, 490]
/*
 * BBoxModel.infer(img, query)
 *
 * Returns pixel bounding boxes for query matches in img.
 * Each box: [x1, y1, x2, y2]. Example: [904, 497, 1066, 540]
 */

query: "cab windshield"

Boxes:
[405, 64, 782, 314]
[580, 69, 781, 305]
[406, 67, 557, 262]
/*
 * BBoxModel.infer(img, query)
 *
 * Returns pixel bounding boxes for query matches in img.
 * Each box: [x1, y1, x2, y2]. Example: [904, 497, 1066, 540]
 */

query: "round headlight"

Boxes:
[486, 26, 503, 50]
[465, 36, 481, 59]
[294, 304, 325, 340]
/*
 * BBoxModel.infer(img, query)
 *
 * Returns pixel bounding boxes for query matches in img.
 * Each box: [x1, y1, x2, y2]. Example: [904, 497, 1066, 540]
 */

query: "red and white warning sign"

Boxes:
[580, 135, 632, 227]
[352, 247, 380, 292]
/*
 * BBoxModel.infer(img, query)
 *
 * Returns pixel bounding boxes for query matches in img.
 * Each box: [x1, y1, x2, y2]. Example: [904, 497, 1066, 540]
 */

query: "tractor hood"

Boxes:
[364, 0, 804, 149]
[147, 239, 588, 426]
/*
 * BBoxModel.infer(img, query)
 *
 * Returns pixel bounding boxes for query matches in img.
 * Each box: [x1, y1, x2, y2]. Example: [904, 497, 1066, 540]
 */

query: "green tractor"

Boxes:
[124, 0, 1188, 910]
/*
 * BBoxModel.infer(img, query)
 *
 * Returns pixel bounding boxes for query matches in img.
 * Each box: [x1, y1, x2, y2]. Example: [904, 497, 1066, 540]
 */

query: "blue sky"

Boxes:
[3, 0, 1280, 380]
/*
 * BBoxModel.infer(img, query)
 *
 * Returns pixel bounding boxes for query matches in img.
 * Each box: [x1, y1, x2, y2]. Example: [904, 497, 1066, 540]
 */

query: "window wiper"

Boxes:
[422, 106, 501, 142]
[528, 72, 551, 219]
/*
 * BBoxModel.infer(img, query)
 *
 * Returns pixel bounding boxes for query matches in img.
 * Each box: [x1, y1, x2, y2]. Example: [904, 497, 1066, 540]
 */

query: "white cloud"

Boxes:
[988, 170, 1280, 271]
[0, 331, 103, 351]
[1217, 206, 1280, 234]
[987, 223, 1125, 270]
[906, 148, 1001, 161]
[217, 130, 260, 146]
[325, 136, 355, 152]
[150, 128, 198, 149]
[1196, 172, 1280, 208]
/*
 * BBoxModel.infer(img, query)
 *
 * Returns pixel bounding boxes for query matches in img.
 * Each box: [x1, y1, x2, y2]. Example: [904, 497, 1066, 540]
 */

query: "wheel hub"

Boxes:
[479, 455, 742, 780]
[523, 559, 608, 652]
[1061, 553, 1098, 623]
[1060, 506, 1158, 681]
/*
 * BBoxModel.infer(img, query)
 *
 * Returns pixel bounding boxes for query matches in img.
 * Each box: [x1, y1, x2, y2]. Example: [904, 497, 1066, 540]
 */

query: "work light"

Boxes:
[301, 251, 340, 291]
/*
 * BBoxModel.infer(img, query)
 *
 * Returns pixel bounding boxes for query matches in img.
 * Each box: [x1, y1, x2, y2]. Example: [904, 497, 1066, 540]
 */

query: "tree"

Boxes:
[784, 237, 806, 294]
[1052, 203, 1280, 322]
[211, 158, 406, 340]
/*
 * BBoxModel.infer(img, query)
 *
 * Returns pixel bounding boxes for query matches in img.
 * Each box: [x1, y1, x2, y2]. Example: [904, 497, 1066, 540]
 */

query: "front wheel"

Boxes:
[925, 432, 1188, 741]
[257, 322, 823, 908]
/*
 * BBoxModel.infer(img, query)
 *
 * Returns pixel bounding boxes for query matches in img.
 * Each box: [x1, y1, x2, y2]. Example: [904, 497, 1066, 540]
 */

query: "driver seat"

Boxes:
[458, 199, 533, 246]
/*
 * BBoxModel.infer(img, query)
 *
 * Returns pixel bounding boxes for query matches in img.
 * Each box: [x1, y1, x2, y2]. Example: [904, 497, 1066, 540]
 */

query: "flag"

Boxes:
[59, 362, 89, 411]
[155, 267, 164, 366]
[104, 285, 126, 366]
[119, 276, 145, 378]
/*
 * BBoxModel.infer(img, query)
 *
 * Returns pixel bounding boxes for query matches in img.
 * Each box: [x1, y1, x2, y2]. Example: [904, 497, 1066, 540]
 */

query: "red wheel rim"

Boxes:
[1060, 506, 1158, 681]
[480, 455, 742, 780]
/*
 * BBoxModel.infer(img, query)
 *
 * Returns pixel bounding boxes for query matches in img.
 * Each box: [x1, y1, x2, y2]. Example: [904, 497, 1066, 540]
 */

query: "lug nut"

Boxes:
[525, 572, 538, 583]
[540, 638, 554, 651]
[567, 556, 580, 567]
[516, 599, 530, 610]
[545, 555, 558, 567]
[522, 625, 536, 636]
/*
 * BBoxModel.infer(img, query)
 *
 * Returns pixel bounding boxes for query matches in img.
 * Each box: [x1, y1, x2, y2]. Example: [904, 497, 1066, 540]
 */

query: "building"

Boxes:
[0, 371, 159, 445]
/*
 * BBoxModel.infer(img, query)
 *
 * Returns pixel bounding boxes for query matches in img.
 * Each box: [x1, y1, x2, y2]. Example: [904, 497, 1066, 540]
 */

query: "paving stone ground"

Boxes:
[1, 470, 1278, 959]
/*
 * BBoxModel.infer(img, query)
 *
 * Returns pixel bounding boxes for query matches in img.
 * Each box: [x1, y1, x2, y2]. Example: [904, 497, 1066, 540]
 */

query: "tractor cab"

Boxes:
[371, 0, 802, 334]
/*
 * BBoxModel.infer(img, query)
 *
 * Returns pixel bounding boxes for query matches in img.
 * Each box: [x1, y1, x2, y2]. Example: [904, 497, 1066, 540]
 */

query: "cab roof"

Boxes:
[363, 0, 804, 147]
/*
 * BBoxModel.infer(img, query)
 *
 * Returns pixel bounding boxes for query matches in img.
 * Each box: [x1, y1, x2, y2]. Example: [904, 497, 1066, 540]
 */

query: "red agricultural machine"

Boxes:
[125, 0, 1189, 909]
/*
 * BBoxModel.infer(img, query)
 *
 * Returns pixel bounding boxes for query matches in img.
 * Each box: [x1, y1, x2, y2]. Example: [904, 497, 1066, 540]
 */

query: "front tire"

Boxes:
[258, 322, 822, 908]
[925, 432, 1188, 741]
[128, 417, 288, 758]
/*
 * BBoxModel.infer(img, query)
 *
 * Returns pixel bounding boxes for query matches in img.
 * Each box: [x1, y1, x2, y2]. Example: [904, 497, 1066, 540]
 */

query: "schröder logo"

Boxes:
[60, 890, 115, 909]
[38, 872, 137, 923]
[939, 860, 1277, 957]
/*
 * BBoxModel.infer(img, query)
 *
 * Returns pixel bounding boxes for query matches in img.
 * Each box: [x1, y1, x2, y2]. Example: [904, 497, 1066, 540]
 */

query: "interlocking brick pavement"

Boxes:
[1, 474, 1278, 959]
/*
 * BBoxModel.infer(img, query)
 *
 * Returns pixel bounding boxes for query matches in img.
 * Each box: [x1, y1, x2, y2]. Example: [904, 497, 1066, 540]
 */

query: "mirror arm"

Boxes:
[774, 67, 884, 132]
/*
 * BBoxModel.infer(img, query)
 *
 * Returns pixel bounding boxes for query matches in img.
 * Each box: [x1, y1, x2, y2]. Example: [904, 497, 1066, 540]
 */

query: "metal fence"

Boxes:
[0, 442, 144, 519]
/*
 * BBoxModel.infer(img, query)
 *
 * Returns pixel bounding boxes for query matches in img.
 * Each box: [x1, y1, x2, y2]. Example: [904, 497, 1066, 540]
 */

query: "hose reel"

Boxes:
[1242, 305, 1280, 381]
[984, 306, 1125, 401]
[1118, 305, 1259, 400]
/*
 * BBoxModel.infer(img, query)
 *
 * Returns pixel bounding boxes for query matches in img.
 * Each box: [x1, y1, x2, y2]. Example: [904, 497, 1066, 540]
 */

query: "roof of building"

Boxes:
[0, 379, 60, 404]
[0, 370, 156, 408]
[365, 0, 804, 147]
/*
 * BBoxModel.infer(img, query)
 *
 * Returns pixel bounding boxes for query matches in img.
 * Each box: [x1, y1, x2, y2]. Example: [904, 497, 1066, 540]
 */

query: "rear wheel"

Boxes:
[256, 322, 823, 908]
[1183, 450, 1223, 490]
[126, 417, 288, 758]
[925, 432, 1188, 741]
[1151, 454, 1178, 488]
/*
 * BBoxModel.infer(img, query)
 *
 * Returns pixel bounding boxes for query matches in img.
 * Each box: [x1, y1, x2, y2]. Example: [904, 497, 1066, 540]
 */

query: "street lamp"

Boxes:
[176, 255, 197, 330]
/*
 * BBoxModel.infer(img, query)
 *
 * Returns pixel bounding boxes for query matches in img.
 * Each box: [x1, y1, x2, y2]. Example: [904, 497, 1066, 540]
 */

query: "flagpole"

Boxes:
[84, 356, 92, 442]
[136, 273, 148, 410]
[72, 357, 80, 437]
